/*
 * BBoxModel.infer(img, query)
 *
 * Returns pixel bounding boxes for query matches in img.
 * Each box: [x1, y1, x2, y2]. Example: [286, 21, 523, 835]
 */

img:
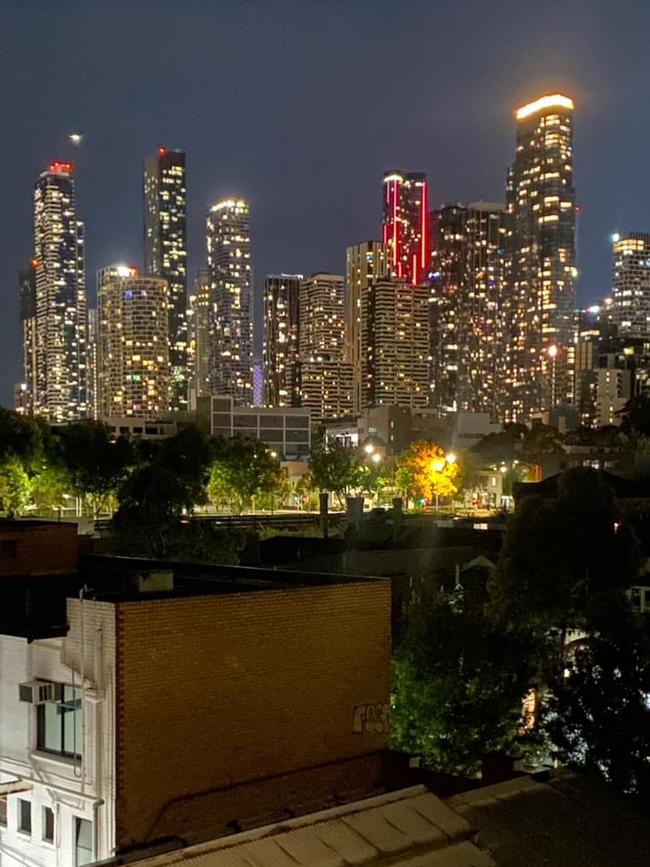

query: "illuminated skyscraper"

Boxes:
[382, 171, 430, 285]
[345, 241, 389, 412]
[97, 265, 170, 418]
[206, 198, 253, 404]
[429, 205, 467, 415]
[361, 280, 430, 410]
[33, 161, 87, 421]
[609, 233, 650, 338]
[144, 147, 187, 409]
[187, 267, 212, 401]
[462, 202, 507, 418]
[263, 274, 303, 406]
[298, 273, 353, 419]
[504, 94, 577, 420]
[18, 261, 37, 415]
[87, 307, 99, 420]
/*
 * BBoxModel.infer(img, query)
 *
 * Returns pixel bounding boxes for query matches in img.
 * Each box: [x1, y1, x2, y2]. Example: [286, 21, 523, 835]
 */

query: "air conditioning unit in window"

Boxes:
[18, 681, 63, 704]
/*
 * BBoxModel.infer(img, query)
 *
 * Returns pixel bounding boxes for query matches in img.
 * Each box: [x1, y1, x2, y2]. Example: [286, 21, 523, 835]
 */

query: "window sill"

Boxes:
[30, 751, 79, 769]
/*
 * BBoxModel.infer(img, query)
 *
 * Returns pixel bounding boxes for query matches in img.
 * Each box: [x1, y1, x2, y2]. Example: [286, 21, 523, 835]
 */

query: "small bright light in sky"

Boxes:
[69, 132, 83, 146]
[611, 232, 620, 243]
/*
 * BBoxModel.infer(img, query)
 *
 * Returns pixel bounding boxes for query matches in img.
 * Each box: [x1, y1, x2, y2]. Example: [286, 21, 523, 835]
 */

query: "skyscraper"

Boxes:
[298, 273, 353, 419]
[18, 261, 37, 415]
[429, 205, 467, 415]
[33, 161, 87, 421]
[144, 147, 187, 409]
[345, 241, 389, 413]
[382, 171, 430, 285]
[461, 202, 507, 418]
[187, 267, 212, 401]
[609, 233, 650, 338]
[206, 198, 253, 404]
[87, 307, 99, 420]
[361, 280, 430, 410]
[263, 274, 303, 407]
[505, 94, 577, 420]
[97, 265, 169, 418]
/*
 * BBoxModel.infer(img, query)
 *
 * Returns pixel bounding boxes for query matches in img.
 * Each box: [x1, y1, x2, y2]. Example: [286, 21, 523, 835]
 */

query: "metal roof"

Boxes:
[131, 786, 495, 867]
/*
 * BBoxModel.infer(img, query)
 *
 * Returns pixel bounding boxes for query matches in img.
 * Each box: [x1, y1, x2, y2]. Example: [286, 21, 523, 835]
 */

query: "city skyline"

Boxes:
[4, 2, 650, 408]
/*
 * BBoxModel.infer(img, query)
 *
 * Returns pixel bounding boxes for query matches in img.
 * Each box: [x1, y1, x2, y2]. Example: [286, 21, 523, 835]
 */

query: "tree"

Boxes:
[0, 455, 33, 518]
[470, 424, 527, 465]
[308, 432, 363, 507]
[255, 467, 292, 513]
[521, 423, 565, 462]
[543, 595, 650, 797]
[209, 436, 280, 514]
[488, 467, 642, 637]
[395, 442, 461, 506]
[54, 422, 134, 517]
[392, 590, 538, 775]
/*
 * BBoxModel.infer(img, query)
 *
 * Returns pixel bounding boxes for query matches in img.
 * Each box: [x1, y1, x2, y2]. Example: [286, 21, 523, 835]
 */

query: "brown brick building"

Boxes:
[0, 552, 391, 863]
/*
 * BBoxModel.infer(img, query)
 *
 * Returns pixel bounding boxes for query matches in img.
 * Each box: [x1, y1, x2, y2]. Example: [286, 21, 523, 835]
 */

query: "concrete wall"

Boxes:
[114, 581, 391, 848]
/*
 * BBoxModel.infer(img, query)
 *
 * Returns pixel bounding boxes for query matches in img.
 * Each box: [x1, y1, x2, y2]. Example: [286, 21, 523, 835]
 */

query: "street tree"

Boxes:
[308, 432, 363, 507]
[54, 422, 134, 517]
[395, 441, 461, 506]
[209, 436, 280, 514]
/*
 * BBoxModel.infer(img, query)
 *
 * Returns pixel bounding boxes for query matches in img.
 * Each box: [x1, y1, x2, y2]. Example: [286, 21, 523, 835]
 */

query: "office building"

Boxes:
[143, 148, 187, 409]
[32, 161, 87, 421]
[361, 279, 430, 410]
[504, 94, 577, 420]
[206, 198, 253, 404]
[97, 265, 170, 418]
[197, 394, 311, 459]
[345, 242, 389, 412]
[17, 262, 37, 415]
[263, 274, 302, 406]
[187, 267, 211, 401]
[298, 273, 353, 419]
[609, 233, 650, 338]
[382, 171, 430, 285]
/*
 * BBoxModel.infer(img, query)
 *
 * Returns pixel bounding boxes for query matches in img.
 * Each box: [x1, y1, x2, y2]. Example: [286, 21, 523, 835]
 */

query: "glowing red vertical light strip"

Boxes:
[420, 181, 429, 284]
[393, 179, 399, 276]
[412, 254, 417, 286]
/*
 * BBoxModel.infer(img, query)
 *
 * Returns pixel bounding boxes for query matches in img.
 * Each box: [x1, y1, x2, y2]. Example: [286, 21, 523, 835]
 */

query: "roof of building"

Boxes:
[513, 469, 650, 502]
[450, 770, 650, 867]
[80, 556, 387, 604]
[117, 786, 495, 867]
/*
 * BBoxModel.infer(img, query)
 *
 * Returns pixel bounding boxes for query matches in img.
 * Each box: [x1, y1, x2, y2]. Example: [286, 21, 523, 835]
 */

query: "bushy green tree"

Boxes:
[208, 436, 280, 514]
[392, 591, 538, 775]
[308, 432, 363, 507]
[54, 422, 134, 517]
[543, 595, 650, 797]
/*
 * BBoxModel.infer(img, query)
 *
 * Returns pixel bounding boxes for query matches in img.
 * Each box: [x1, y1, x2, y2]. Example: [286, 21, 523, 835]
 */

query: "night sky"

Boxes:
[1, 0, 649, 406]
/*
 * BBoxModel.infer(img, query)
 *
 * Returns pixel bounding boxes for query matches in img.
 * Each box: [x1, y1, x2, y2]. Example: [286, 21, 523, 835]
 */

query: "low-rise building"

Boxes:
[0, 527, 390, 865]
[197, 395, 311, 459]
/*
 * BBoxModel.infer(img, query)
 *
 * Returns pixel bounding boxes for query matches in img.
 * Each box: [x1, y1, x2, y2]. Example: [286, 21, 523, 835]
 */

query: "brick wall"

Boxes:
[0, 522, 78, 577]
[114, 580, 391, 849]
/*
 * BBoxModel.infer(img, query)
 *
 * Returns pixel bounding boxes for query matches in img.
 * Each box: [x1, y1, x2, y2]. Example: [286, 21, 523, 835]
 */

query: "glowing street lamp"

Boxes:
[364, 443, 375, 455]
[445, 452, 457, 465]
[371, 452, 382, 464]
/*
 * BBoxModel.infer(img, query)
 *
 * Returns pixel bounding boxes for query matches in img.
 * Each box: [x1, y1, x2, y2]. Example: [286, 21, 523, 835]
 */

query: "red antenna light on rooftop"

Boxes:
[158, 146, 167, 156]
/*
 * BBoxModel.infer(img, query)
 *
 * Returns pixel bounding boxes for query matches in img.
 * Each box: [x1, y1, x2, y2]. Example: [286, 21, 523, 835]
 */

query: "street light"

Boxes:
[364, 443, 375, 455]
[445, 452, 457, 465]
[371, 452, 382, 464]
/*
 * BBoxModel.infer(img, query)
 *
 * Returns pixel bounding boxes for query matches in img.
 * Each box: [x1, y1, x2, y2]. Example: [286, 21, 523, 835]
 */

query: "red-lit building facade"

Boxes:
[382, 171, 430, 286]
